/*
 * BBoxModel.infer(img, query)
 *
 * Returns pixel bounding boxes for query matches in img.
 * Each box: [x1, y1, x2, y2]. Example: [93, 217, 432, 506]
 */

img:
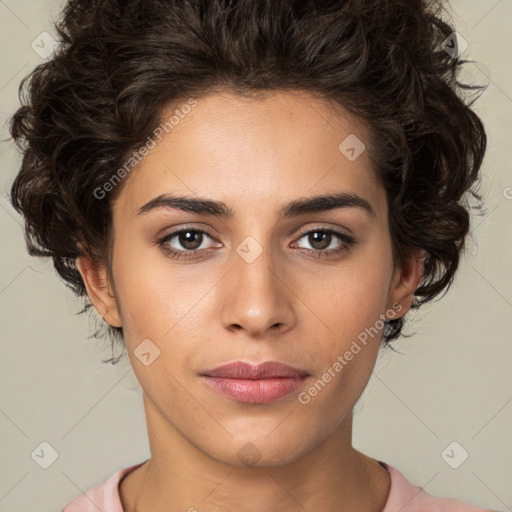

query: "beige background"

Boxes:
[1, 1, 511, 511]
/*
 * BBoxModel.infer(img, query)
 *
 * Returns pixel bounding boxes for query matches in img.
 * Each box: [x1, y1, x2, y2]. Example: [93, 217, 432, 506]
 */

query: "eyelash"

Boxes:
[156, 227, 356, 261]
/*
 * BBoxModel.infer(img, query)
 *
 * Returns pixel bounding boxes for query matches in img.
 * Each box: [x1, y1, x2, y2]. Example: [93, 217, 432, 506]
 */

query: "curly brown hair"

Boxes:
[8, 0, 487, 363]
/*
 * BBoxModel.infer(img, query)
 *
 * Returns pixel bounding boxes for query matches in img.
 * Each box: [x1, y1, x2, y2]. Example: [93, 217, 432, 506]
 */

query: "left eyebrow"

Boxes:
[136, 192, 376, 219]
[280, 192, 376, 219]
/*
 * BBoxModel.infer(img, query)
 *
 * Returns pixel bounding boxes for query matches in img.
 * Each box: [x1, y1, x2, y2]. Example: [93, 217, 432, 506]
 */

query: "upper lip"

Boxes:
[201, 361, 309, 379]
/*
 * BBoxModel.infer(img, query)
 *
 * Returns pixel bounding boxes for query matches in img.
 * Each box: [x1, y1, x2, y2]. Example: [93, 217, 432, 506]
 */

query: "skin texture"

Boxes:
[76, 90, 424, 511]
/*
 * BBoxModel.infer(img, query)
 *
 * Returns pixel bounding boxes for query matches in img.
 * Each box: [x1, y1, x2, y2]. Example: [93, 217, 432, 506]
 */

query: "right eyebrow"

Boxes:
[137, 194, 234, 218]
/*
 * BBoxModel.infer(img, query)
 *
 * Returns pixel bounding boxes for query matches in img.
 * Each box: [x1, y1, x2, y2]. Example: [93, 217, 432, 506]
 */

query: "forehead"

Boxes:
[113, 90, 386, 222]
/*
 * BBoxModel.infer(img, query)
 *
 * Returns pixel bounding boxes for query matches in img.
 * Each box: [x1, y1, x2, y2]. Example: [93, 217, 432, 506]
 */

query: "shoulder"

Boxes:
[61, 461, 145, 512]
[380, 461, 501, 512]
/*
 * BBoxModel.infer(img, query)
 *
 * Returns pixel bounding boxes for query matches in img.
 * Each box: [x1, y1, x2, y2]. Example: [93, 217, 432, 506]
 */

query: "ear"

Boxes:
[75, 250, 122, 328]
[385, 248, 425, 318]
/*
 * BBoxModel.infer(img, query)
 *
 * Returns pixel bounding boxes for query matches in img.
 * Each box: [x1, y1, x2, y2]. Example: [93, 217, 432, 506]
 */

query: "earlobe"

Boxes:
[76, 254, 122, 328]
[386, 249, 425, 317]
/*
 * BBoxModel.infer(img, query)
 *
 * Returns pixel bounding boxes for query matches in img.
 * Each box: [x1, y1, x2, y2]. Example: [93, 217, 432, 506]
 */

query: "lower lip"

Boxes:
[201, 376, 308, 404]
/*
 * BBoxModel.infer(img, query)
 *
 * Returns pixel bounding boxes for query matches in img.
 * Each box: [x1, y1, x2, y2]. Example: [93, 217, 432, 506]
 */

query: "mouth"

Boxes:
[199, 360, 310, 404]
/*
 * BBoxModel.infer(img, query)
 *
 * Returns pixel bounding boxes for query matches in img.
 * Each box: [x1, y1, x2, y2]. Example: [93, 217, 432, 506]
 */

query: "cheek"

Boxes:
[112, 248, 216, 350]
[298, 247, 392, 400]
[310, 247, 392, 338]
[109, 244, 164, 341]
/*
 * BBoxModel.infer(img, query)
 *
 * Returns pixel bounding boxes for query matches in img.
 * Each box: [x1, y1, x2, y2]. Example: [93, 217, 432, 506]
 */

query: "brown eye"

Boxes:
[157, 228, 216, 260]
[175, 230, 204, 250]
[304, 231, 332, 250]
[295, 229, 355, 254]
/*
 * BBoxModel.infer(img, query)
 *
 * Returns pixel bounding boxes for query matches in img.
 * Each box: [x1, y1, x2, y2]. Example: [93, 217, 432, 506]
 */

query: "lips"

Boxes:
[200, 361, 310, 404]
[200, 360, 309, 379]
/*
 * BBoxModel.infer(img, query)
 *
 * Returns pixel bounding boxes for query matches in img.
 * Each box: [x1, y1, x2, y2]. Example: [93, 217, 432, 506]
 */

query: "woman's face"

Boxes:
[79, 90, 420, 466]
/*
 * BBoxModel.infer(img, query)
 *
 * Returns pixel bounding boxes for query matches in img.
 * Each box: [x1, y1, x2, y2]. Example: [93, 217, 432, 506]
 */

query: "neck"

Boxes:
[120, 394, 390, 512]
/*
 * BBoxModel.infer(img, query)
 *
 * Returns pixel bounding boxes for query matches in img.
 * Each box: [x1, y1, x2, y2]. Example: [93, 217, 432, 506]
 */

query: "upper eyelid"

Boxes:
[161, 226, 354, 246]
[295, 225, 353, 239]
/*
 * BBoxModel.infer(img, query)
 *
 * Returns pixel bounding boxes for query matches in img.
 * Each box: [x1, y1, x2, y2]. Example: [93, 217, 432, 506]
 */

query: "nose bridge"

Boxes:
[220, 230, 295, 336]
[235, 234, 276, 294]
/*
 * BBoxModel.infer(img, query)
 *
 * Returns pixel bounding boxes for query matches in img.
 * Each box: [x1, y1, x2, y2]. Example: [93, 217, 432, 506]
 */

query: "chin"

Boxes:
[202, 435, 310, 468]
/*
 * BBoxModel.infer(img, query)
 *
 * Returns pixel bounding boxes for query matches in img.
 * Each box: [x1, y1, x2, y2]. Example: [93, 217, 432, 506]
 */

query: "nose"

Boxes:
[220, 239, 296, 338]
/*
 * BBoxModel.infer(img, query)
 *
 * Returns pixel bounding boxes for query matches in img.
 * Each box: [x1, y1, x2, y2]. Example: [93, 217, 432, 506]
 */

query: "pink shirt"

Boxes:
[61, 460, 499, 511]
